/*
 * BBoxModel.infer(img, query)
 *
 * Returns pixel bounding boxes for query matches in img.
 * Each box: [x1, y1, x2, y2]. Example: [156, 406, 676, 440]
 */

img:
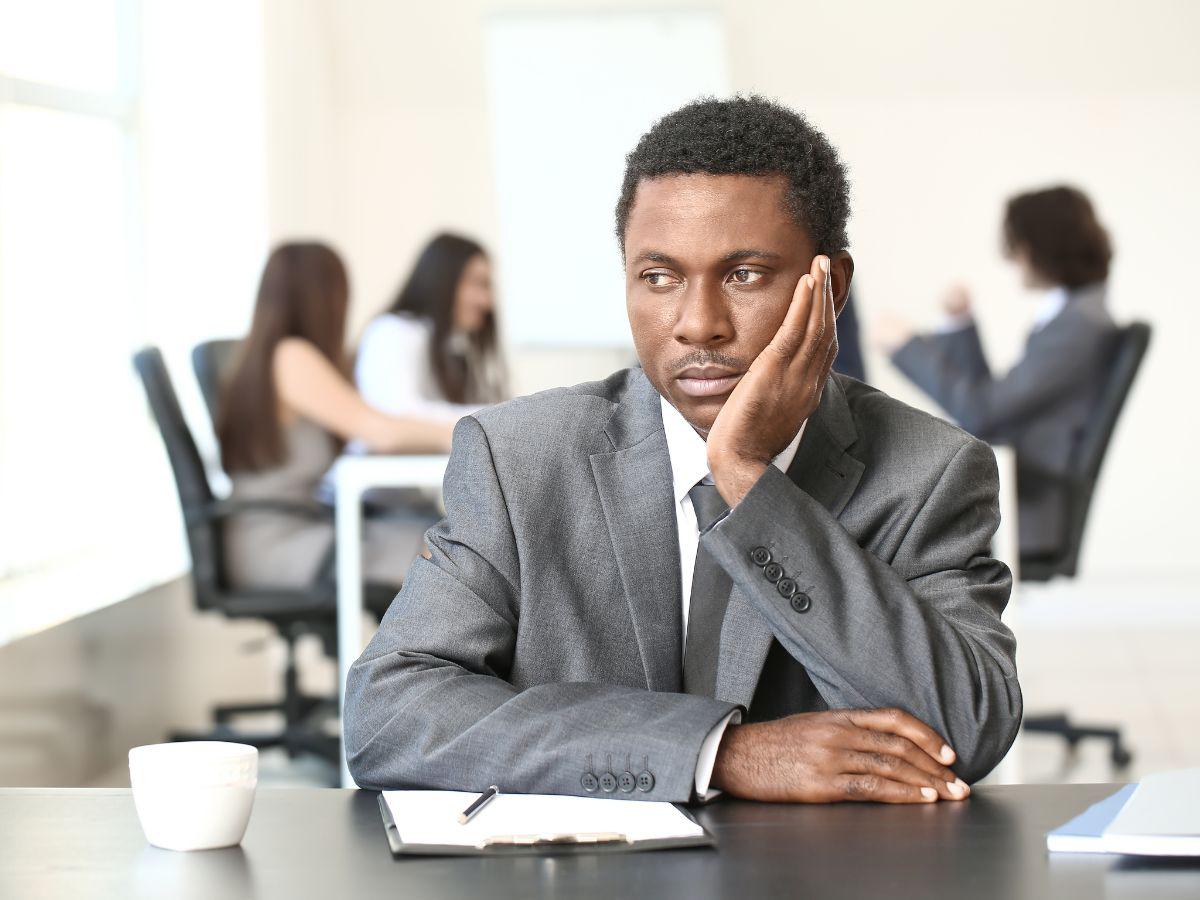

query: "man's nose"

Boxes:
[673, 278, 732, 345]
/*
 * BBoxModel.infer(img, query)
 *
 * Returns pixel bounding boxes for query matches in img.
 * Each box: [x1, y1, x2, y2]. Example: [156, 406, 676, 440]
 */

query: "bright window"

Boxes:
[0, 1, 141, 579]
[0, 0, 123, 93]
[0, 104, 141, 574]
[0, 1, 267, 640]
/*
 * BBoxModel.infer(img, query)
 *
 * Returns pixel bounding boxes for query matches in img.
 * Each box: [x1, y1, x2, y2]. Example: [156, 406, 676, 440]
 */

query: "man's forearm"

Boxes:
[701, 455, 1021, 782]
[710, 720, 765, 798]
[709, 455, 769, 509]
[346, 651, 738, 801]
[344, 561, 739, 801]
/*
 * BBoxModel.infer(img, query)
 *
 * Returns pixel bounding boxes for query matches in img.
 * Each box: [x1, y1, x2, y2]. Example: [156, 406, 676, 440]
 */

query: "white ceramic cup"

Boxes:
[128, 741, 258, 851]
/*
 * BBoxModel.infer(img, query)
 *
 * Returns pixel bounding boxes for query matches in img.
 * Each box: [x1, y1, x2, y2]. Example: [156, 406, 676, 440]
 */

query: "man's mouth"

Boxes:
[674, 365, 744, 398]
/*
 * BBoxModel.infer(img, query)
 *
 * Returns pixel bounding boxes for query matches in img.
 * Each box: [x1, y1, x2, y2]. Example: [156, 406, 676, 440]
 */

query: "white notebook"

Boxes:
[1103, 768, 1200, 856]
[379, 790, 711, 856]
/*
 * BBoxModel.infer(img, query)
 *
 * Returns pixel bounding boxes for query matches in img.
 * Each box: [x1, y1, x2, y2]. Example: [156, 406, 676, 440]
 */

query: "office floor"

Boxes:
[1007, 572, 1200, 784]
[81, 573, 1200, 789]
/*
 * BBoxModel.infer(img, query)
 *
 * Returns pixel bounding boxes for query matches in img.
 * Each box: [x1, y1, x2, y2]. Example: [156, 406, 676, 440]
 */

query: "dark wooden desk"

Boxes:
[2, 784, 1197, 899]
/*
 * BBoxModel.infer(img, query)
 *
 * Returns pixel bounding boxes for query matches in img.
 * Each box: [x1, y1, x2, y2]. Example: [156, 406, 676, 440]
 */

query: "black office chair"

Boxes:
[192, 338, 241, 423]
[1019, 322, 1152, 767]
[133, 347, 400, 766]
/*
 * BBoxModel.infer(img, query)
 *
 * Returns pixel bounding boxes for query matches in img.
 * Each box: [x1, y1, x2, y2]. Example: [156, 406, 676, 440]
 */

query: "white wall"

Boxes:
[485, 10, 730, 346]
[259, 0, 1200, 577]
[140, 0, 270, 474]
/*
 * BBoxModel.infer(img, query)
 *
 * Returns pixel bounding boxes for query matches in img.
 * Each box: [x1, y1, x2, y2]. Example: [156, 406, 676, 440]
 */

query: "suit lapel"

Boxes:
[589, 372, 683, 693]
[715, 376, 865, 708]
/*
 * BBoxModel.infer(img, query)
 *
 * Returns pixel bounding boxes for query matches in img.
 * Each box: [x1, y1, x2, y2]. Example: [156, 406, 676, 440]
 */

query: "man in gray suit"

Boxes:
[346, 97, 1021, 805]
[878, 186, 1118, 557]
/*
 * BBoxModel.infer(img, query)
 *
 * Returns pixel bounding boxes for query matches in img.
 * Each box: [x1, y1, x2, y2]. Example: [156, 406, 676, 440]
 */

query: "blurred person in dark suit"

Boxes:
[873, 186, 1117, 557]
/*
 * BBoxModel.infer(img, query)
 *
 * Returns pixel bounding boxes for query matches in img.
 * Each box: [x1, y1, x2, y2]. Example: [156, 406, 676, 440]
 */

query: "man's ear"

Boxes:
[831, 252, 855, 317]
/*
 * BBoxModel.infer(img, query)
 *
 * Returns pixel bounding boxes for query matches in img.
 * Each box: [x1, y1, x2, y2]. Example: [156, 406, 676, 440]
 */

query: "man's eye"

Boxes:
[729, 268, 763, 285]
[643, 272, 675, 286]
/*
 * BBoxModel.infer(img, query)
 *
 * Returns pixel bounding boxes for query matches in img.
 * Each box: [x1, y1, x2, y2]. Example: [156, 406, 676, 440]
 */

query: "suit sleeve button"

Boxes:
[790, 592, 812, 613]
[599, 772, 617, 793]
[581, 772, 599, 792]
[763, 562, 783, 583]
[636, 770, 655, 792]
[618, 771, 636, 793]
[776, 577, 797, 599]
[750, 546, 772, 566]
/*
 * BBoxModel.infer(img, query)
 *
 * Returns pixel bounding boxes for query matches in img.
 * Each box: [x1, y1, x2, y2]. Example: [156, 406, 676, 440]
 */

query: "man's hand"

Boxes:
[706, 254, 837, 508]
[711, 708, 971, 804]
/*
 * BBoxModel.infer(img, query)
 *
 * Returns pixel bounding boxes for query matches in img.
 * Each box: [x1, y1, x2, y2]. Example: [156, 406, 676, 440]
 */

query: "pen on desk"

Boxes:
[458, 786, 499, 824]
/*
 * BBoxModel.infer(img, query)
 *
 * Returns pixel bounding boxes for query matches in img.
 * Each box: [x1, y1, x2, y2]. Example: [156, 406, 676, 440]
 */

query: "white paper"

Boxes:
[382, 790, 704, 848]
[1103, 768, 1200, 856]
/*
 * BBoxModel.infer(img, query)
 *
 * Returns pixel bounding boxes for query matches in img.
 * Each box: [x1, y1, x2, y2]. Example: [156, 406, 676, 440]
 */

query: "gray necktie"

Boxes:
[683, 482, 731, 697]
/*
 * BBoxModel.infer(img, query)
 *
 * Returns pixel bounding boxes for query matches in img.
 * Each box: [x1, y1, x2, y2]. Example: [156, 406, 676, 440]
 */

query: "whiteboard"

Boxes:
[485, 10, 730, 347]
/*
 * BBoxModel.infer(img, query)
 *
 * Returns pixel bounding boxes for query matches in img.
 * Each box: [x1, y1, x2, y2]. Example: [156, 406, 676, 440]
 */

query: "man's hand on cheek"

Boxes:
[711, 708, 971, 804]
[706, 254, 839, 507]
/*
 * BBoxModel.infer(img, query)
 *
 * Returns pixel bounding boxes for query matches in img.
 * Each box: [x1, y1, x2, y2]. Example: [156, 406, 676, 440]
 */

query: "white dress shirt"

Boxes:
[659, 395, 806, 798]
[355, 313, 483, 422]
[1031, 286, 1069, 332]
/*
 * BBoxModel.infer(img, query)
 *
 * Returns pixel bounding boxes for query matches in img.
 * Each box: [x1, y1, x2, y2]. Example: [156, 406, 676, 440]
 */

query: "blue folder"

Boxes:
[1046, 784, 1138, 853]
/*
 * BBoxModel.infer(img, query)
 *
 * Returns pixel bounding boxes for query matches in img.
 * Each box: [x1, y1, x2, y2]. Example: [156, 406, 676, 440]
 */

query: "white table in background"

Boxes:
[334, 454, 449, 787]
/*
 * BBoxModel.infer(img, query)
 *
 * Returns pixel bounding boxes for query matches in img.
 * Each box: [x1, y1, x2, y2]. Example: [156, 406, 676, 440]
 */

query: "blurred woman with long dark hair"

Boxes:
[354, 233, 507, 423]
[217, 242, 453, 589]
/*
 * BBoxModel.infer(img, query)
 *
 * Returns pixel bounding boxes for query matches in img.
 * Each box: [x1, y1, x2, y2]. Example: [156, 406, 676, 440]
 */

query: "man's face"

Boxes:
[624, 173, 837, 436]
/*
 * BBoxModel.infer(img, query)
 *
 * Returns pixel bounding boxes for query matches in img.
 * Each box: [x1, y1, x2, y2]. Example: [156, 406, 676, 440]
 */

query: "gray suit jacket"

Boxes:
[344, 370, 1021, 801]
[891, 285, 1117, 556]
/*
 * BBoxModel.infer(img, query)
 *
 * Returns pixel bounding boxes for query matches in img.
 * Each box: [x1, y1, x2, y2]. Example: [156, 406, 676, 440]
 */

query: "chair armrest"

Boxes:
[186, 498, 333, 526]
[1015, 458, 1093, 489]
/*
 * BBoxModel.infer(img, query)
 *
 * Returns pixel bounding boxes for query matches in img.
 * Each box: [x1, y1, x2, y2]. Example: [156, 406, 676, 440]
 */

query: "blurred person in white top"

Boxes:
[355, 233, 508, 436]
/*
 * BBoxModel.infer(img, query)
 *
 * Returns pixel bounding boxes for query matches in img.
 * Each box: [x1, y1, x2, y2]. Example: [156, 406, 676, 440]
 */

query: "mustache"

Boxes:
[669, 350, 747, 374]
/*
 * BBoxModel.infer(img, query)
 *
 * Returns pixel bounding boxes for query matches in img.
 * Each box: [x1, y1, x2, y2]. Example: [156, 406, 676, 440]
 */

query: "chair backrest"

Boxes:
[1048, 322, 1152, 577]
[132, 347, 224, 607]
[192, 338, 242, 425]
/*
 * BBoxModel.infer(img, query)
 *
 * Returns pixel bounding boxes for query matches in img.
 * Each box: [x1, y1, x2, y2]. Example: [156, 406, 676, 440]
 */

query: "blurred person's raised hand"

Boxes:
[941, 283, 972, 318]
[870, 311, 915, 354]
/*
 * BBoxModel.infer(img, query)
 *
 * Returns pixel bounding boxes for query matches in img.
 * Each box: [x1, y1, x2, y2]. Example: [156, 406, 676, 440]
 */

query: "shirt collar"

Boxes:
[659, 395, 806, 506]
[1032, 286, 1070, 331]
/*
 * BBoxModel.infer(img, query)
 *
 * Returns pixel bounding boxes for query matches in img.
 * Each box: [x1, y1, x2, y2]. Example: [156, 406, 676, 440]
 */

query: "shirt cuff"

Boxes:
[934, 312, 974, 334]
[694, 709, 742, 801]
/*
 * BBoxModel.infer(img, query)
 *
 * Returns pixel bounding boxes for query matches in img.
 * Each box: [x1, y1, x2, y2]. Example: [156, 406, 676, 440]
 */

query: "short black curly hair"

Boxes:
[615, 95, 851, 255]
